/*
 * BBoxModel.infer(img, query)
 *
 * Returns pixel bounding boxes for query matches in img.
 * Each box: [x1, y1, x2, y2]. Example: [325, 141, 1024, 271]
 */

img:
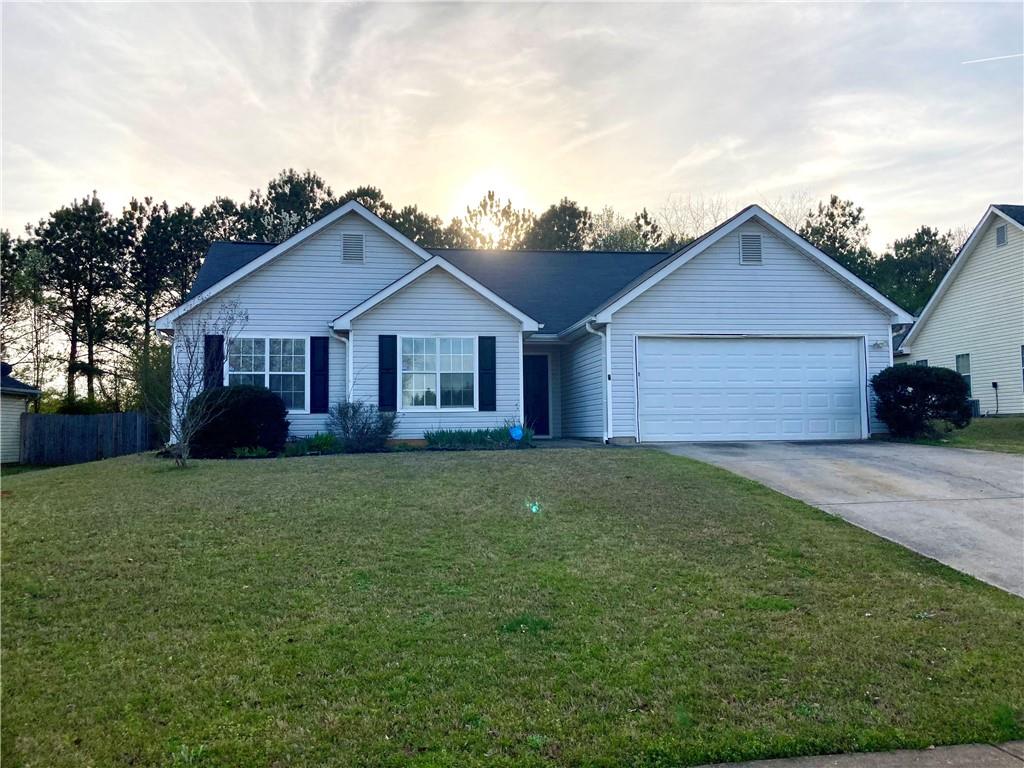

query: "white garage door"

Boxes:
[637, 337, 864, 442]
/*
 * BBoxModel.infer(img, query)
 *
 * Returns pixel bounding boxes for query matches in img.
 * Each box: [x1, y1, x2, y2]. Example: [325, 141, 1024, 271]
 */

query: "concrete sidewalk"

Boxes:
[697, 742, 1024, 767]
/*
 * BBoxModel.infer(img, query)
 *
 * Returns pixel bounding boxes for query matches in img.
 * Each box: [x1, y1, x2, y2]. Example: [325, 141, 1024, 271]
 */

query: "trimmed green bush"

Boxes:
[326, 401, 397, 453]
[872, 364, 972, 438]
[424, 423, 533, 450]
[189, 385, 290, 458]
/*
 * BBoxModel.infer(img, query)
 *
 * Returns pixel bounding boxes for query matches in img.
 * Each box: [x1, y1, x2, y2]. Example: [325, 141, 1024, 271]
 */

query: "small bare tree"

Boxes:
[146, 300, 248, 466]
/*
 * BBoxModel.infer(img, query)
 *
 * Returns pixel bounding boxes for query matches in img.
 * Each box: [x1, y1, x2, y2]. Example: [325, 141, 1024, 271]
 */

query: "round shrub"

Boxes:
[871, 364, 971, 438]
[188, 385, 290, 458]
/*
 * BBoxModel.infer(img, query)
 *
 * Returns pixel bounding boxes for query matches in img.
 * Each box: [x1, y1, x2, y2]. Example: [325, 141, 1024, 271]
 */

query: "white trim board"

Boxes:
[592, 205, 914, 325]
[900, 205, 1024, 352]
[155, 200, 435, 330]
[332, 256, 541, 332]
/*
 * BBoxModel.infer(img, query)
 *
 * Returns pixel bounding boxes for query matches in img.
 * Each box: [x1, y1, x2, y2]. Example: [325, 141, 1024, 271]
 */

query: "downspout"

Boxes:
[329, 327, 351, 401]
[585, 321, 610, 443]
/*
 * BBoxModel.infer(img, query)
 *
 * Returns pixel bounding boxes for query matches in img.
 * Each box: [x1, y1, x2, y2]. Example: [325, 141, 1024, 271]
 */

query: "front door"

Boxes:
[523, 354, 550, 437]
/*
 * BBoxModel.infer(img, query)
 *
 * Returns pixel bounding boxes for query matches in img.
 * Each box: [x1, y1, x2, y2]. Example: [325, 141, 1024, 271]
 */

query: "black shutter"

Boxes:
[479, 336, 496, 412]
[310, 336, 330, 413]
[378, 335, 397, 411]
[203, 335, 224, 391]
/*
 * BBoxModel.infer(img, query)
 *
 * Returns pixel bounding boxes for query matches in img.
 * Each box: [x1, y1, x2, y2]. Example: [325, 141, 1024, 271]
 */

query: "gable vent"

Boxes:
[342, 232, 365, 263]
[739, 233, 763, 265]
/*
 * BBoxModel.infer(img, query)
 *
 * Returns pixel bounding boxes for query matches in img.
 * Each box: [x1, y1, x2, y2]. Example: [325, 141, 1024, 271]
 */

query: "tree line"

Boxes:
[1, 169, 966, 411]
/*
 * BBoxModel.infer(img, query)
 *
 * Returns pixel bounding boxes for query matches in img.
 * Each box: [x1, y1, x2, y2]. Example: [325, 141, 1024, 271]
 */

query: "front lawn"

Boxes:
[893, 415, 1024, 454]
[3, 450, 1022, 767]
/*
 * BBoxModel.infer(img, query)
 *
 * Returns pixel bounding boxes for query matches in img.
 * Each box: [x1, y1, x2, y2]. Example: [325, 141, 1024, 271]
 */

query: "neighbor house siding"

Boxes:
[905, 218, 1024, 414]
[609, 220, 894, 439]
[560, 332, 605, 439]
[1, 394, 28, 462]
[172, 212, 423, 437]
[350, 268, 522, 439]
[524, 342, 563, 438]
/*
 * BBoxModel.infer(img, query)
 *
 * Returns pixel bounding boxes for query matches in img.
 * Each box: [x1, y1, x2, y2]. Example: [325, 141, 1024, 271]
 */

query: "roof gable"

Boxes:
[333, 257, 540, 331]
[592, 205, 913, 324]
[155, 201, 433, 329]
[901, 204, 1024, 351]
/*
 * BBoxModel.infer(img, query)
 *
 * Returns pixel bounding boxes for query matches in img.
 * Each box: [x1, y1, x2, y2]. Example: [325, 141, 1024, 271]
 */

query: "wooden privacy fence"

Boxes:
[20, 411, 151, 466]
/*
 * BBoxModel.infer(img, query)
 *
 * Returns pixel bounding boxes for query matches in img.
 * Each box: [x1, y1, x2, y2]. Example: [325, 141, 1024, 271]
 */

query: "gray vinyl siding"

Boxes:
[1, 394, 28, 462]
[173, 213, 423, 437]
[524, 343, 562, 438]
[350, 268, 522, 439]
[609, 220, 894, 439]
[560, 332, 605, 439]
[905, 218, 1024, 414]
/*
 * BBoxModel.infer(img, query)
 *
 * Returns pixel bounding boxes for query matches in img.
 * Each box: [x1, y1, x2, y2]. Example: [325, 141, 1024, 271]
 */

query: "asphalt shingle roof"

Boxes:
[1, 363, 40, 396]
[994, 204, 1024, 226]
[185, 241, 278, 301]
[184, 241, 672, 333]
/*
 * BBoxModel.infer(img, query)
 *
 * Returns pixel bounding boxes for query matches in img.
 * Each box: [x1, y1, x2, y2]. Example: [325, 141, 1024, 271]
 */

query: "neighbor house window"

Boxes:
[227, 337, 307, 411]
[955, 353, 971, 396]
[915, 359, 928, 366]
[996, 224, 1007, 247]
[401, 336, 475, 409]
[1020, 346, 1023, 388]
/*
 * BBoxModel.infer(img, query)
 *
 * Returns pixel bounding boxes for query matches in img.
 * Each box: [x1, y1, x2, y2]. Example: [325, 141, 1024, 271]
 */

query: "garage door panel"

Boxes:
[637, 337, 863, 441]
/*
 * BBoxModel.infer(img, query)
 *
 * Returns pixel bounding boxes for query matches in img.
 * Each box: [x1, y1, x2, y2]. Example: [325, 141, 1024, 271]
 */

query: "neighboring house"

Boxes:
[155, 201, 912, 443]
[1, 362, 40, 463]
[897, 205, 1024, 415]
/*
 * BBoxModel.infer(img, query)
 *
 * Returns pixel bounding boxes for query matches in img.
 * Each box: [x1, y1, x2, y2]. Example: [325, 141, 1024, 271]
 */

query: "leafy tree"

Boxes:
[119, 198, 175, 356]
[872, 226, 957, 314]
[390, 205, 447, 245]
[590, 207, 665, 251]
[338, 185, 394, 221]
[164, 203, 209, 304]
[33, 194, 122, 401]
[200, 196, 247, 242]
[244, 169, 338, 240]
[522, 198, 594, 250]
[798, 195, 875, 277]
[462, 191, 535, 249]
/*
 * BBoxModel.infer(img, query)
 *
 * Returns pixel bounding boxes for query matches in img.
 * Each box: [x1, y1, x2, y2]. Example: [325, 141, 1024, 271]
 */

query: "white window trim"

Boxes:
[223, 333, 312, 415]
[956, 352, 972, 396]
[996, 224, 1007, 247]
[397, 334, 479, 413]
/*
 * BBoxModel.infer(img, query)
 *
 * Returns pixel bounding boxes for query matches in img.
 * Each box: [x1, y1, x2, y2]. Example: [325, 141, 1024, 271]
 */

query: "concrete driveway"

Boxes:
[659, 441, 1024, 596]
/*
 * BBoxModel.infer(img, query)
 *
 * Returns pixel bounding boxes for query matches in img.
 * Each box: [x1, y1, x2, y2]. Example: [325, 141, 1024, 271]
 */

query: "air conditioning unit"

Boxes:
[968, 399, 981, 417]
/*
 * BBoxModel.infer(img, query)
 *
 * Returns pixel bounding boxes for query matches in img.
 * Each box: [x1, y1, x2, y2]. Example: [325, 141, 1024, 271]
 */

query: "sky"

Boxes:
[2, 2, 1022, 251]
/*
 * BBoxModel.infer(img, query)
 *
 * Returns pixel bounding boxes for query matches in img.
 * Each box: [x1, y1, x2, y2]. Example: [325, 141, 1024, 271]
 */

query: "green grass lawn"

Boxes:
[3, 450, 1022, 767]
[893, 415, 1024, 454]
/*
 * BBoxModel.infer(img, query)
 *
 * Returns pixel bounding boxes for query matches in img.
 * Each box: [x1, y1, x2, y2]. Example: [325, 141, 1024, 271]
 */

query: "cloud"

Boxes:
[1, 2, 1021, 251]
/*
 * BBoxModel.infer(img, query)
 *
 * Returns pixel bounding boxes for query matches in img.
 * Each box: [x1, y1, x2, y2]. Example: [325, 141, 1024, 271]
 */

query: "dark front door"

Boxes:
[523, 354, 550, 437]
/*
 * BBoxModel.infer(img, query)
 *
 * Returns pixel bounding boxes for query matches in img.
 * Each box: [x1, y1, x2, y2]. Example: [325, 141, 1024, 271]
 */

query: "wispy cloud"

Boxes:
[1, 2, 1021, 249]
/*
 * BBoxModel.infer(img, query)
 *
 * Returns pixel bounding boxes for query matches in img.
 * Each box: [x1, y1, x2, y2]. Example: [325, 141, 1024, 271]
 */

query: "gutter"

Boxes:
[585, 320, 611, 443]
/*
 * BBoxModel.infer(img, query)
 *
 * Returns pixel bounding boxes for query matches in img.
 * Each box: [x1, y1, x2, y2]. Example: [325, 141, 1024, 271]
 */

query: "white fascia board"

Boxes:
[592, 205, 914, 324]
[154, 200, 435, 329]
[901, 206, 1015, 349]
[332, 256, 541, 332]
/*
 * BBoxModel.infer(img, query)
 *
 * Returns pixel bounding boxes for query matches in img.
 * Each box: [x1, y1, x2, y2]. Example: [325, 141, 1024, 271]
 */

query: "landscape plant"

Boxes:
[189, 384, 289, 459]
[326, 401, 397, 453]
[424, 421, 534, 450]
[872, 364, 972, 437]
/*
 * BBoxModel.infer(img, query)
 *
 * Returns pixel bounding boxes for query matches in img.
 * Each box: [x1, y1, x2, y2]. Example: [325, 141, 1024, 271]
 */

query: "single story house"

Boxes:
[897, 204, 1023, 415]
[155, 201, 912, 443]
[1, 362, 40, 463]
